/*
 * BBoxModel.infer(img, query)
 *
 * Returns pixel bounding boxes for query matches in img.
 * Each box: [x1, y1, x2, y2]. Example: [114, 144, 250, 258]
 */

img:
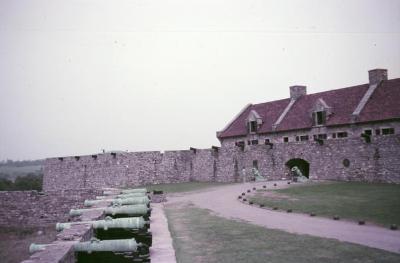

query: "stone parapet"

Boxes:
[0, 189, 101, 227]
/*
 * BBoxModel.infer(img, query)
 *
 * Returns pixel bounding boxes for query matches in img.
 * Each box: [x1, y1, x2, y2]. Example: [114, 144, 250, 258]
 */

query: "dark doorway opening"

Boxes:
[285, 158, 310, 178]
[213, 160, 217, 182]
[233, 159, 239, 182]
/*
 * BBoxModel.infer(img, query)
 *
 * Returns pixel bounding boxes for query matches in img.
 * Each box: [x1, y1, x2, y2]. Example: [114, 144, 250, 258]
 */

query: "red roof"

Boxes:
[218, 78, 400, 139]
[359, 78, 400, 123]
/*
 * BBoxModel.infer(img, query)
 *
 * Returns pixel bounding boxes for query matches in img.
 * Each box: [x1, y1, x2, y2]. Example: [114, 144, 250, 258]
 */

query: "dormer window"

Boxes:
[311, 98, 331, 127]
[249, 121, 257, 133]
[315, 111, 326, 125]
[246, 110, 262, 134]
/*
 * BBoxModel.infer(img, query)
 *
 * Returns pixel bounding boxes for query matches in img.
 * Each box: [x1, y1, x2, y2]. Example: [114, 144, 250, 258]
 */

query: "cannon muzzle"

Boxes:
[29, 243, 49, 253]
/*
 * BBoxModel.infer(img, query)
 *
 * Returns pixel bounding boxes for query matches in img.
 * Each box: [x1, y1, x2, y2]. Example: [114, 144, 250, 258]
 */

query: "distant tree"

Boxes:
[0, 178, 13, 190]
[0, 159, 44, 168]
[13, 173, 43, 191]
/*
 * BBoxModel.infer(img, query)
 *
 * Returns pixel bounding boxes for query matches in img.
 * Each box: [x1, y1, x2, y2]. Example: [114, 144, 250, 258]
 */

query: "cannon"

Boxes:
[96, 192, 147, 200]
[85, 196, 150, 207]
[29, 243, 49, 253]
[70, 204, 151, 217]
[117, 192, 148, 199]
[102, 188, 147, 196]
[120, 188, 147, 194]
[96, 195, 108, 200]
[112, 196, 150, 206]
[74, 238, 142, 253]
[84, 199, 111, 207]
[102, 190, 118, 196]
[75, 238, 150, 262]
[291, 166, 308, 182]
[56, 216, 149, 231]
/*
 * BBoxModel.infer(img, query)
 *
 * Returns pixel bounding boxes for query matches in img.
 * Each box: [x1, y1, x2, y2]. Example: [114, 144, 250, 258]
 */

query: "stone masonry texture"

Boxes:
[0, 189, 101, 227]
[43, 134, 400, 192]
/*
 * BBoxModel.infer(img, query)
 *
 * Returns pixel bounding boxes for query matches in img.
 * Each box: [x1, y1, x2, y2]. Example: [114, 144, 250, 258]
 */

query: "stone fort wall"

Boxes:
[43, 134, 400, 191]
[0, 189, 101, 227]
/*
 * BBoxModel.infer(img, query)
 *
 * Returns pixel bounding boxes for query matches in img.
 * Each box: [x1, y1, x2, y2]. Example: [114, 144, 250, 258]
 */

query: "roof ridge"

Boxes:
[218, 78, 400, 139]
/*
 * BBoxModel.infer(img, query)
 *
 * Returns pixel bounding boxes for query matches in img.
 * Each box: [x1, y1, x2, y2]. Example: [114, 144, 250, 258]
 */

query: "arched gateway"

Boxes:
[285, 158, 310, 178]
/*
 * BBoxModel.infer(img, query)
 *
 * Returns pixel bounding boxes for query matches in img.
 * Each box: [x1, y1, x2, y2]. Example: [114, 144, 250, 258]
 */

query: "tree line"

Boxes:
[0, 173, 43, 191]
[0, 159, 44, 167]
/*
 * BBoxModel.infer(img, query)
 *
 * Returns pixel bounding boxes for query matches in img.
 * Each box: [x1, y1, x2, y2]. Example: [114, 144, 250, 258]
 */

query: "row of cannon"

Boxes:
[30, 188, 155, 263]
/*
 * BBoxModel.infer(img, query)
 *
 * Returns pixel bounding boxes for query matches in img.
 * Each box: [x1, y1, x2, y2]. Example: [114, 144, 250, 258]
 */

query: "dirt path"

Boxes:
[167, 181, 400, 254]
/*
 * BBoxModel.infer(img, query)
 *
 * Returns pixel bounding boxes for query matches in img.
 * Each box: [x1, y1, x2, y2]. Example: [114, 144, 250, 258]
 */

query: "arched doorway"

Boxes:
[285, 158, 310, 178]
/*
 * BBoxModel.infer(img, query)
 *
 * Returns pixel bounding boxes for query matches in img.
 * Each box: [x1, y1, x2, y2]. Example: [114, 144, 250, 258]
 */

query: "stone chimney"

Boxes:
[368, 69, 387, 85]
[290, 85, 307, 100]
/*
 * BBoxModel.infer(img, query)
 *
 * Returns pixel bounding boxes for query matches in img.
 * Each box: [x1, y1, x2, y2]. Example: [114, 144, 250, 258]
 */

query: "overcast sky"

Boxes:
[0, 0, 399, 160]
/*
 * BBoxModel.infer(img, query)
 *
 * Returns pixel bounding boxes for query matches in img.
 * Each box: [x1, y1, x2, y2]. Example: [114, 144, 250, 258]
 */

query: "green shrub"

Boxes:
[13, 173, 43, 191]
[0, 178, 13, 191]
[0, 173, 43, 191]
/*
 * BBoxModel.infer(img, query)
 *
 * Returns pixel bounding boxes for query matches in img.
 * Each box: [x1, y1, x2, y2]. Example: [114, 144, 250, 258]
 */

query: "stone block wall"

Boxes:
[0, 189, 101, 227]
[43, 134, 400, 191]
[230, 134, 400, 183]
[43, 149, 223, 191]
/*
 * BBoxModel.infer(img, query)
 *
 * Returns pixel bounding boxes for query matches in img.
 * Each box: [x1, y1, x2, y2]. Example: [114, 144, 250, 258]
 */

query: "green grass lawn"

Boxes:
[249, 182, 400, 226]
[165, 204, 400, 263]
[129, 182, 232, 193]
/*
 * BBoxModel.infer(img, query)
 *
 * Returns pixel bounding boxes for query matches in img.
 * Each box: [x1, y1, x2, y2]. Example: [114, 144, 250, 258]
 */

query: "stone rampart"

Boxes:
[43, 135, 400, 191]
[0, 189, 101, 227]
[43, 149, 222, 191]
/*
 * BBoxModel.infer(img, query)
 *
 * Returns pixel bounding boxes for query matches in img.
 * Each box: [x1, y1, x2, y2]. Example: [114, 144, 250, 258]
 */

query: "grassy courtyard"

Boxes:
[165, 204, 400, 263]
[249, 181, 400, 226]
[136, 181, 232, 193]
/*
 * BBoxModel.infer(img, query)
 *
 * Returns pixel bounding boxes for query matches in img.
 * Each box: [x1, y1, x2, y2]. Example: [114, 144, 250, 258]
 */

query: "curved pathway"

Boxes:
[167, 181, 400, 254]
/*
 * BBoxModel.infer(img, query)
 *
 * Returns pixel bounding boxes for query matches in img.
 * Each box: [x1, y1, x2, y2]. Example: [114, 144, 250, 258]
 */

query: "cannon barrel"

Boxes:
[95, 192, 147, 200]
[102, 188, 147, 196]
[56, 217, 149, 231]
[84, 199, 111, 207]
[85, 196, 149, 207]
[93, 216, 148, 229]
[105, 204, 150, 216]
[117, 192, 147, 198]
[70, 204, 151, 217]
[112, 196, 150, 206]
[102, 190, 118, 196]
[120, 188, 147, 194]
[74, 238, 141, 253]
[29, 243, 48, 253]
[70, 207, 103, 216]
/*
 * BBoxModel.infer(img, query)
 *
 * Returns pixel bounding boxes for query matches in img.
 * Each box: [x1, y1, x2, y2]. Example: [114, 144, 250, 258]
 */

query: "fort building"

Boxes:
[43, 69, 400, 191]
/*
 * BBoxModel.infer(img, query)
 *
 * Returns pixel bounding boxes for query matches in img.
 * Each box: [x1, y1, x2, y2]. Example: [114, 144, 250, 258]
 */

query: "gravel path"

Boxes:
[167, 181, 400, 254]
